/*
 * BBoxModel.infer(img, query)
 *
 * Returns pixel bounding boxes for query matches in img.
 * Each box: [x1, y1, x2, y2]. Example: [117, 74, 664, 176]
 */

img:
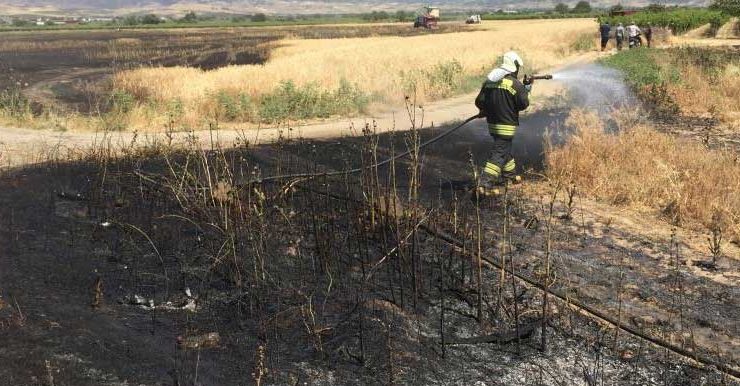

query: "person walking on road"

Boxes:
[645, 24, 653, 48]
[615, 23, 625, 50]
[627, 21, 642, 48]
[474, 51, 532, 195]
[600, 22, 611, 51]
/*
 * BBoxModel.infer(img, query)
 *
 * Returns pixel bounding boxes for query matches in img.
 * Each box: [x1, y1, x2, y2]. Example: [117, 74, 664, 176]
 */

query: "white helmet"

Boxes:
[501, 51, 524, 73]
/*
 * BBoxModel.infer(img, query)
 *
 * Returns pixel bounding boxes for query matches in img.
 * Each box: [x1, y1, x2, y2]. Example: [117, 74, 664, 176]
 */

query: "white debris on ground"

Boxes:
[121, 288, 196, 312]
[52, 353, 141, 386]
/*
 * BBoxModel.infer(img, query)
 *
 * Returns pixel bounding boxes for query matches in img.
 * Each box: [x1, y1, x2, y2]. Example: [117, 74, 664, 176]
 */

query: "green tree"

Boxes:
[554, 3, 570, 13]
[365, 11, 389, 21]
[572, 1, 592, 13]
[180, 11, 198, 23]
[610, 4, 624, 14]
[395, 10, 411, 21]
[645, 3, 666, 12]
[123, 15, 139, 25]
[140, 14, 161, 24]
[251, 13, 267, 22]
[11, 19, 31, 26]
[710, 0, 740, 16]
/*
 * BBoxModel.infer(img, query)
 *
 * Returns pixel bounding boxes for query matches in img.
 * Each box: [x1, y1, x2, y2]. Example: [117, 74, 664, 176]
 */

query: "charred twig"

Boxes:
[444, 318, 542, 345]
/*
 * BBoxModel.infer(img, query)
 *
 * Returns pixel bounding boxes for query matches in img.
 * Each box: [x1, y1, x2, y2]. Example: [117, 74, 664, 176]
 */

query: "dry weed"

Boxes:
[665, 59, 740, 128]
[547, 109, 740, 242]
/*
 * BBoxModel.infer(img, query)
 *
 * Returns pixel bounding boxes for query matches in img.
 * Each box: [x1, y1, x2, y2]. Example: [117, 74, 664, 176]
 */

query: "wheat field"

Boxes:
[114, 19, 597, 127]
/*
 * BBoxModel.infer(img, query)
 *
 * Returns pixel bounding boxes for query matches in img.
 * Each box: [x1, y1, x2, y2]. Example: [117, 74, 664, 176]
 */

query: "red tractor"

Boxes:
[414, 6, 440, 29]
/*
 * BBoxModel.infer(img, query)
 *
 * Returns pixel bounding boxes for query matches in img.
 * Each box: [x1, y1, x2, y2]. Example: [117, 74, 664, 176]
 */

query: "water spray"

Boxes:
[548, 64, 638, 112]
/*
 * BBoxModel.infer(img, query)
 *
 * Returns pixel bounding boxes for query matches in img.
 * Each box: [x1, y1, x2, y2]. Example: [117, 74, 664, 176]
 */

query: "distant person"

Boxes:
[627, 21, 642, 48]
[615, 23, 625, 50]
[600, 22, 611, 51]
[645, 24, 653, 48]
[474, 51, 532, 194]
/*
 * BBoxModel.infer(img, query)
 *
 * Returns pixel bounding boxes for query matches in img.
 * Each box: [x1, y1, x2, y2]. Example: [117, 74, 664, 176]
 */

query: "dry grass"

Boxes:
[665, 59, 740, 128]
[682, 23, 714, 39]
[715, 17, 739, 39]
[603, 46, 740, 130]
[547, 110, 740, 242]
[114, 19, 597, 128]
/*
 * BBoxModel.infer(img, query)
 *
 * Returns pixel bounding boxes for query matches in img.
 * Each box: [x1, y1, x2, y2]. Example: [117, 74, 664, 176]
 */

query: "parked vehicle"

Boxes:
[466, 14, 481, 24]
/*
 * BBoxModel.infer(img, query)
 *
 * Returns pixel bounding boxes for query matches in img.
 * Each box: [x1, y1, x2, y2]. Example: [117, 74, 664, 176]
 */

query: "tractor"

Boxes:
[414, 6, 440, 29]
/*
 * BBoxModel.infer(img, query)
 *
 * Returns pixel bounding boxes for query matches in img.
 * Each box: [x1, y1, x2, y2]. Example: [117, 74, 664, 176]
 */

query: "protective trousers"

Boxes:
[481, 133, 516, 184]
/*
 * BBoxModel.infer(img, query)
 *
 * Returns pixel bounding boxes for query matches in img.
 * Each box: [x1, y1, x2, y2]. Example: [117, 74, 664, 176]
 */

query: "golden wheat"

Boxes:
[114, 19, 597, 127]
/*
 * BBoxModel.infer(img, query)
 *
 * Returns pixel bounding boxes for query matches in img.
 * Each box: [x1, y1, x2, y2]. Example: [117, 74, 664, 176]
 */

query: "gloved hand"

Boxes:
[523, 75, 534, 92]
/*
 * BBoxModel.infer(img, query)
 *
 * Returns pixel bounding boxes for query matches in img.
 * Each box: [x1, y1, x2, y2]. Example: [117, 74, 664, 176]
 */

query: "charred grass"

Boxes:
[1, 114, 738, 384]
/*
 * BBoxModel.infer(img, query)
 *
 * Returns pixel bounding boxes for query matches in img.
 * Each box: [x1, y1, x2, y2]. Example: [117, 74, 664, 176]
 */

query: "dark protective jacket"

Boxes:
[475, 72, 529, 138]
[600, 24, 611, 38]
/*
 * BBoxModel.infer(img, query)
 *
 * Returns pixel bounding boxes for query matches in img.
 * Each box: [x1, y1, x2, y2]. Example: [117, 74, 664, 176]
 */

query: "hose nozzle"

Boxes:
[530, 74, 553, 80]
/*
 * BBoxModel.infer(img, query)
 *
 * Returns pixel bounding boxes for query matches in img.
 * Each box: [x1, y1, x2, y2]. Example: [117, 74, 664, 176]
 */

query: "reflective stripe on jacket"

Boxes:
[475, 73, 529, 138]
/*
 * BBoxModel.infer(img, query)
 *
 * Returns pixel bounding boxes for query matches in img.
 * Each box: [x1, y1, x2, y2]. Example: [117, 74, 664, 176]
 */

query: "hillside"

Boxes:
[0, 0, 713, 16]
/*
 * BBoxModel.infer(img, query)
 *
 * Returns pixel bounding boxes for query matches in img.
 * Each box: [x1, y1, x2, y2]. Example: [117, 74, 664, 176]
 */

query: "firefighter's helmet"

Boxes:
[501, 51, 524, 73]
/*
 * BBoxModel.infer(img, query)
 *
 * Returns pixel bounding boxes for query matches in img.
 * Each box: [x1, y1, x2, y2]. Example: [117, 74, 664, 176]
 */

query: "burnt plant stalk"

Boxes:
[541, 185, 559, 352]
[468, 153, 484, 324]
[504, 183, 521, 355]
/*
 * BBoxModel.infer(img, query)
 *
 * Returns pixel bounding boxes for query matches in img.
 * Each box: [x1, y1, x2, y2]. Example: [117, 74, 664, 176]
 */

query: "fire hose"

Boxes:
[254, 74, 553, 185]
[253, 114, 479, 184]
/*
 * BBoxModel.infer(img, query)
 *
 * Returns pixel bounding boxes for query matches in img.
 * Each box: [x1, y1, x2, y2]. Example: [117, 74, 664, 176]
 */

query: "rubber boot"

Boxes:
[476, 178, 502, 197]
[502, 173, 523, 185]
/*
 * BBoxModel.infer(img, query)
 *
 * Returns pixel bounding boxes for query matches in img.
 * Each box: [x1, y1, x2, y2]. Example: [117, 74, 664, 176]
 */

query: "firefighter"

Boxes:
[474, 51, 532, 195]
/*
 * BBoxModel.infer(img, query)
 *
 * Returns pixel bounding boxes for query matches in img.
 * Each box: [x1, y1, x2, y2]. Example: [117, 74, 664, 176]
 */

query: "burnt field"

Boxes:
[0, 23, 472, 115]
[0, 115, 737, 385]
